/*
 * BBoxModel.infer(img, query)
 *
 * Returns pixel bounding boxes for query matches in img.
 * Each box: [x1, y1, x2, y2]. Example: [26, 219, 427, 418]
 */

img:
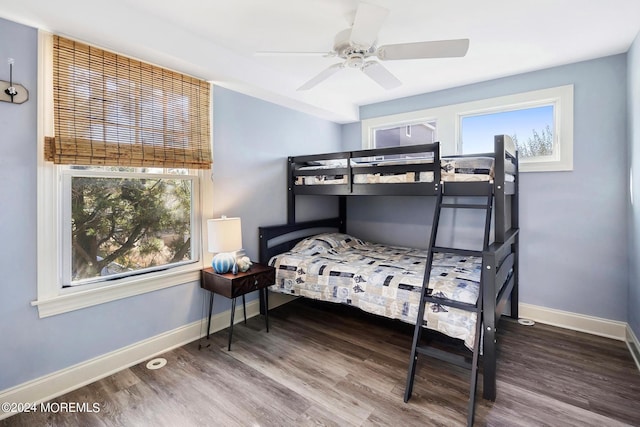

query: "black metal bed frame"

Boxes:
[258, 135, 519, 404]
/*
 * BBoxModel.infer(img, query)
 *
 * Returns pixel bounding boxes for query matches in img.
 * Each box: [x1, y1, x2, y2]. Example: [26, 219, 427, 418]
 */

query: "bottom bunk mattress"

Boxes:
[268, 233, 482, 349]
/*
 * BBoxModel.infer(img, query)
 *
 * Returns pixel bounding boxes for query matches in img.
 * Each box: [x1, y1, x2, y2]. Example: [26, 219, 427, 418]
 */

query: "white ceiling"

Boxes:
[2, 0, 640, 123]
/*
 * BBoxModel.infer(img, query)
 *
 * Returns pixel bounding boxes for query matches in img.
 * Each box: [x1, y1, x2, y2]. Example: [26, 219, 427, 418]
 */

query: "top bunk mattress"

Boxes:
[294, 156, 514, 186]
[268, 232, 482, 349]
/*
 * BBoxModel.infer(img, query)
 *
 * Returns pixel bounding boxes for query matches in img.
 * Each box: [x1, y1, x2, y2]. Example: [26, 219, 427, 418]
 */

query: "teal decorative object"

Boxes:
[212, 253, 235, 273]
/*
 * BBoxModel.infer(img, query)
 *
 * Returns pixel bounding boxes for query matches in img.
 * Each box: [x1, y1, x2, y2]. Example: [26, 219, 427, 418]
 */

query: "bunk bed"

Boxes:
[258, 135, 519, 422]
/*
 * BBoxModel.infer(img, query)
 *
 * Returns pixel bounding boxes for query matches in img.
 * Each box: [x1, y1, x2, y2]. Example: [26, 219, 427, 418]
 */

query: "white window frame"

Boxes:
[33, 31, 214, 318]
[362, 85, 574, 172]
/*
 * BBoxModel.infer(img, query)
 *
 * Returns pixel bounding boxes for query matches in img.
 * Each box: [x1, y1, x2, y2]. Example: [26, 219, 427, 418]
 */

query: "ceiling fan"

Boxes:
[257, 2, 470, 91]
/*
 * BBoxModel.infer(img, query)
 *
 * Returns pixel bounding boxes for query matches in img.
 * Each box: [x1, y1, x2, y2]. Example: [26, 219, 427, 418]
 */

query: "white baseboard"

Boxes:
[0, 298, 261, 420]
[518, 303, 627, 341]
[627, 325, 640, 372]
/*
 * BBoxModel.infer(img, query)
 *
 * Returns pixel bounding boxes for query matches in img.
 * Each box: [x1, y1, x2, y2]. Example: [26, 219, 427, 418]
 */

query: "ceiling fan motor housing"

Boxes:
[333, 28, 375, 68]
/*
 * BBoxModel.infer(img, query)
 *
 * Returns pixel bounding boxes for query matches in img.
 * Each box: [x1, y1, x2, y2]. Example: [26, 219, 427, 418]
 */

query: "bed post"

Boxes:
[510, 150, 520, 319]
[494, 135, 506, 243]
[339, 196, 347, 233]
[287, 156, 295, 224]
[482, 250, 498, 401]
[434, 142, 441, 185]
[510, 237, 520, 320]
[511, 149, 519, 230]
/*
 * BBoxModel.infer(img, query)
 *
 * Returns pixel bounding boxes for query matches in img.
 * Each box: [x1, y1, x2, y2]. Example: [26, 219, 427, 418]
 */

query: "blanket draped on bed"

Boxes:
[268, 233, 481, 349]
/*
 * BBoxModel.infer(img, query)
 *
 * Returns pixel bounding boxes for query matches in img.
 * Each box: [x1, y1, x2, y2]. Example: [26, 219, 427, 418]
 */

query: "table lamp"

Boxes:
[207, 216, 242, 274]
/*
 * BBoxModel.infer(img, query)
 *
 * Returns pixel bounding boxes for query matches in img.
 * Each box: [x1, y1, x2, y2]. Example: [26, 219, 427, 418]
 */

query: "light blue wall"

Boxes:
[0, 17, 340, 392]
[344, 55, 630, 322]
[628, 31, 640, 338]
[212, 86, 341, 259]
[341, 121, 361, 152]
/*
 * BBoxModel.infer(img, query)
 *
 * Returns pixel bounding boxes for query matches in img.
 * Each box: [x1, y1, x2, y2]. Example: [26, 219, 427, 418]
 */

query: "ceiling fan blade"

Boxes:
[349, 2, 389, 49]
[254, 51, 332, 57]
[377, 39, 470, 60]
[297, 63, 344, 91]
[362, 61, 401, 90]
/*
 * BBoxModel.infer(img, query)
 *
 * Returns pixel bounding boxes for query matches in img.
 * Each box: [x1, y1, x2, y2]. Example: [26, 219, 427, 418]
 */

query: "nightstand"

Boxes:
[201, 262, 275, 350]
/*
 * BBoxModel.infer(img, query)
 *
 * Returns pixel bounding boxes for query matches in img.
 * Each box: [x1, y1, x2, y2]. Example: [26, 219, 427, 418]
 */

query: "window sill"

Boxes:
[31, 266, 202, 318]
[519, 157, 573, 173]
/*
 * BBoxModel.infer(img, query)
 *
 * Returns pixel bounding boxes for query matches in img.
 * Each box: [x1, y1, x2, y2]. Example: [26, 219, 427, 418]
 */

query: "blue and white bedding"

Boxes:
[268, 233, 482, 349]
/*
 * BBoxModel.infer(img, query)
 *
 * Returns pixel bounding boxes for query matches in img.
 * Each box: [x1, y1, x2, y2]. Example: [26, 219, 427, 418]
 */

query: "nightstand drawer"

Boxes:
[231, 270, 274, 297]
[201, 263, 275, 299]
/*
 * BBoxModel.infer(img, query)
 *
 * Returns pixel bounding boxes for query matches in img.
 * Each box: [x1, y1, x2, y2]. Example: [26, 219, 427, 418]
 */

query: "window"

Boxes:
[62, 167, 196, 288]
[370, 120, 437, 160]
[362, 85, 573, 172]
[373, 120, 437, 149]
[35, 32, 213, 317]
[461, 105, 554, 156]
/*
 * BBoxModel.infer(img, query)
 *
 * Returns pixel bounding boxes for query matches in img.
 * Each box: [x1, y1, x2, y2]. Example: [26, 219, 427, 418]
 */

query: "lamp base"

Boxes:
[212, 252, 236, 274]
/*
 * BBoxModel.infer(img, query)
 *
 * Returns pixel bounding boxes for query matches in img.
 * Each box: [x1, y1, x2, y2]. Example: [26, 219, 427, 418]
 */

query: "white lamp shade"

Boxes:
[207, 217, 242, 253]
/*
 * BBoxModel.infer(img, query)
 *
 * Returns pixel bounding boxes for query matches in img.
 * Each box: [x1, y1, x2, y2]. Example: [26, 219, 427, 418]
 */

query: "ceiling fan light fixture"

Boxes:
[345, 53, 365, 68]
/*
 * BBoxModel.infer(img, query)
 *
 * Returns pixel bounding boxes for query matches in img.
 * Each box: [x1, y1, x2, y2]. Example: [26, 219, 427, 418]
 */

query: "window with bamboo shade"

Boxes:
[44, 35, 212, 169]
[35, 32, 214, 318]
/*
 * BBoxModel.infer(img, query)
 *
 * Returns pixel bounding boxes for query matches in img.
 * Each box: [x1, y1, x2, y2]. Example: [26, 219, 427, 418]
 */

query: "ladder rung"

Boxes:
[424, 293, 477, 312]
[442, 181, 492, 196]
[441, 203, 489, 210]
[416, 345, 472, 369]
[431, 246, 483, 257]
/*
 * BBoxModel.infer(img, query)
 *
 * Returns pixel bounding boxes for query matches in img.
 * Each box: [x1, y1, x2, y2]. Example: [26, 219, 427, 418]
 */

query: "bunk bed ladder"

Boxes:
[404, 187, 494, 427]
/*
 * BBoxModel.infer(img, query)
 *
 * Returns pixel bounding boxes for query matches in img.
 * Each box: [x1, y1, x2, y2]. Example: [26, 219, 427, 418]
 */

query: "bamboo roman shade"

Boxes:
[45, 36, 212, 169]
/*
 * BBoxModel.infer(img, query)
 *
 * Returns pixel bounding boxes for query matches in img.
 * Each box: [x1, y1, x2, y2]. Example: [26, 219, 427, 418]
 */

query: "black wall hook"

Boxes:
[1, 58, 28, 104]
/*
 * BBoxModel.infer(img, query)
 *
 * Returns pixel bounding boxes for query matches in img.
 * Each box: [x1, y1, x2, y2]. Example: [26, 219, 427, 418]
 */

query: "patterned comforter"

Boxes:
[268, 233, 482, 349]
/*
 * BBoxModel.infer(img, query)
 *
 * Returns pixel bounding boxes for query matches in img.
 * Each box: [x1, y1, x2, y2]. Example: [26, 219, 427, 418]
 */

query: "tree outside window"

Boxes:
[68, 171, 194, 285]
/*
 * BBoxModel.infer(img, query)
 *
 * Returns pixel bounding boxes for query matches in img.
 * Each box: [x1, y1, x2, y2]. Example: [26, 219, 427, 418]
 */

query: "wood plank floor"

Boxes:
[3, 299, 640, 426]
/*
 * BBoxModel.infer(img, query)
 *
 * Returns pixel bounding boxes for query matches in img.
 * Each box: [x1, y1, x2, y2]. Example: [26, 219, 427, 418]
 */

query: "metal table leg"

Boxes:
[228, 297, 236, 351]
[242, 294, 247, 324]
[206, 292, 214, 339]
[264, 288, 269, 333]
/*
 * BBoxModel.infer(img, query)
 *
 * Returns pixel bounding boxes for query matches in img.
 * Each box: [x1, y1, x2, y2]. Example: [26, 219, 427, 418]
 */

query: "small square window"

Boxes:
[374, 120, 437, 149]
[372, 120, 437, 159]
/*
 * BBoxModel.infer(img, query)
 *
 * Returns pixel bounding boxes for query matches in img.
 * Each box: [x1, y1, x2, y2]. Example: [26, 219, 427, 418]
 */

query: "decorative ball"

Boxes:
[237, 256, 252, 272]
[212, 253, 235, 274]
